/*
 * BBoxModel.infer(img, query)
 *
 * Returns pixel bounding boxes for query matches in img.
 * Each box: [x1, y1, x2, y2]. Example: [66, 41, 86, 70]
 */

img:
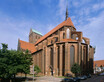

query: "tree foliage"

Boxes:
[0, 43, 32, 79]
[71, 63, 81, 76]
[34, 65, 41, 74]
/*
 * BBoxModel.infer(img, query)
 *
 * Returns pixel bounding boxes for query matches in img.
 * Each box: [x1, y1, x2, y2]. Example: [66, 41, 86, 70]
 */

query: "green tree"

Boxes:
[34, 65, 41, 75]
[0, 43, 10, 78]
[22, 50, 32, 77]
[71, 63, 81, 77]
[0, 43, 32, 79]
[100, 65, 103, 71]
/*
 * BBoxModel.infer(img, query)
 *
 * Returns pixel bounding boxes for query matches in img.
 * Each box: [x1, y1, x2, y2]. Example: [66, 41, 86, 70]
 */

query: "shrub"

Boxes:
[34, 65, 41, 74]
[71, 63, 81, 77]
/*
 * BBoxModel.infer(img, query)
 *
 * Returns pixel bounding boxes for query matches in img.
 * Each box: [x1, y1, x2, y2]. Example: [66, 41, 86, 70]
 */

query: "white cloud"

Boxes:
[0, 12, 42, 50]
[72, 1, 80, 7]
[58, 0, 66, 20]
[93, 1, 104, 11]
[39, 0, 52, 7]
[76, 11, 104, 60]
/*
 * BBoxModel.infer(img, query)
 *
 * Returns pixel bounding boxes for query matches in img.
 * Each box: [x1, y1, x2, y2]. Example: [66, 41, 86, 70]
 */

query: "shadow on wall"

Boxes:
[80, 58, 93, 75]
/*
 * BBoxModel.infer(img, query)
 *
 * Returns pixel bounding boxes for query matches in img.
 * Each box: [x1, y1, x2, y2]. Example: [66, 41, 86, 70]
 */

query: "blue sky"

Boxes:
[0, 0, 104, 60]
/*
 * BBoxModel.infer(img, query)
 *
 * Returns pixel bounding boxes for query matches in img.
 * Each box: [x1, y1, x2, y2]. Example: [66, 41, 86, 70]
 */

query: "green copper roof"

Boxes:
[32, 29, 42, 35]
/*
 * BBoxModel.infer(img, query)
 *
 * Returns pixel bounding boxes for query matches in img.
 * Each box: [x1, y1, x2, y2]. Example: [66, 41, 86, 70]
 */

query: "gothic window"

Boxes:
[76, 37, 78, 40]
[55, 37, 58, 42]
[63, 33, 65, 39]
[71, 34, 74, 39]
[44, 47, 46, 74]
[57, 46, 60, 75]
[50, 48, 53, 68]
[82, 39, 85, 43]
[67, 28, 70, 39]
[83, 46, 86, 65]
[51, 40, 53, 44]
[80, 46, 82, 68]
[70, 45, 75, 67]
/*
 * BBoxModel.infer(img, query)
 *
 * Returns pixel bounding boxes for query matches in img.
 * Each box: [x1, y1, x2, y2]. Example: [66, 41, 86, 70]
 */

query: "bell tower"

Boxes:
[29, 28, 42, 44]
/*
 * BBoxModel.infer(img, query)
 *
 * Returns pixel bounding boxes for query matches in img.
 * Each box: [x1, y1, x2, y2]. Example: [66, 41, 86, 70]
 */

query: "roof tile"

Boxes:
[19, 40, 36, 53]
[94, 60, 104, 67]
[35, 17, 75, 45]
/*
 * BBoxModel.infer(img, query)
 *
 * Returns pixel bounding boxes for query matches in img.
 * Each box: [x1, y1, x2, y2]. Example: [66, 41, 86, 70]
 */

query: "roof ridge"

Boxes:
[19, 40, 34, 45]
[19, 39, 36, 53]
[32, 29, 42, 35]
[35, 17, 75, 45]
[94, 60, 104, 61]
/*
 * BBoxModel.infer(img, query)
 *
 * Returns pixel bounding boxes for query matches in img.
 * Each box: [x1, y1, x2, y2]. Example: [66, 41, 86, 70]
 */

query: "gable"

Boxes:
[18, 39, 36, 53]
[35, 17, 75, 45]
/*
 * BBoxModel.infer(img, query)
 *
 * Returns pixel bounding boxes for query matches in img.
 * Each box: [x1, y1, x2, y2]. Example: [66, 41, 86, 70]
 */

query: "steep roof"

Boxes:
[19, 40, 36, 53]
[35, 17, 75, 45]
[94, 60, 104, 67]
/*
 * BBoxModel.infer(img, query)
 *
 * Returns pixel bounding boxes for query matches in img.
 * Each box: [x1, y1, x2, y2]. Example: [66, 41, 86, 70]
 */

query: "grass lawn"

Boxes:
[56, 76, 71, 78]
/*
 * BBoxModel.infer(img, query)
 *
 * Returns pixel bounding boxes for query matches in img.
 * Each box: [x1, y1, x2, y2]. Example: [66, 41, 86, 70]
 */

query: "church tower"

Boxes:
[29, 29, 42, 44]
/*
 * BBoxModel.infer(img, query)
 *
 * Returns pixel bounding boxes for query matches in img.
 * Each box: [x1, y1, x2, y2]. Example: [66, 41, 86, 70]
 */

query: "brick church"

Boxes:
[18, 8, 95, 76]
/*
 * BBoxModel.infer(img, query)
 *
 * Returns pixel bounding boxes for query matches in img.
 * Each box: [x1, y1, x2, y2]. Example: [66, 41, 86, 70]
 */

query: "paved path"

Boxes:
[35, 76, 63, 82]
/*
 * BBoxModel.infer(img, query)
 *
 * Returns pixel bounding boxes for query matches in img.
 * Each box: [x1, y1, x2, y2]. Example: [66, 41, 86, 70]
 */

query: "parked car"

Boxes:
[87, 74, 91, 78]
[61, 78, 73, 82]
[72, 77, 80, 82]
[78, 75, 87, 80]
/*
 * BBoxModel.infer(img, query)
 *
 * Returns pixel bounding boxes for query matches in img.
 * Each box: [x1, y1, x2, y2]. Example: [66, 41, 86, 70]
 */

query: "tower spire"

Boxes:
[65, 0, 69, 20]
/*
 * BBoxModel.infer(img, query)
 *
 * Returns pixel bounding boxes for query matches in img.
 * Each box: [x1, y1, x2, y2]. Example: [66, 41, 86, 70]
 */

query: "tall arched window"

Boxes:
[63, 33, 65, 39]
[82, 39, 85, 43]
[83, 47, 86, 64]
[50, 48, 53, 68]
[71, 34, 74, 39]
[70, 45, 75, 67]
[67, 28, 70, 39]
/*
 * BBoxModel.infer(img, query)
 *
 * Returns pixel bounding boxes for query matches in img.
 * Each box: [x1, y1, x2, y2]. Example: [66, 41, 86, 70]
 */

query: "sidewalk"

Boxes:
[34, 76, 63, 82]
[16, 75, 63, 82]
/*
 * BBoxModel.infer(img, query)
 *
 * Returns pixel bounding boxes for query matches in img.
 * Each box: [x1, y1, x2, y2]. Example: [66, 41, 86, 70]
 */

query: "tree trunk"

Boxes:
[25, 74, 27, 78]
[75, 73, 77, 77]
[12, 74, 16, 82]
[14, 74, 15, 79]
